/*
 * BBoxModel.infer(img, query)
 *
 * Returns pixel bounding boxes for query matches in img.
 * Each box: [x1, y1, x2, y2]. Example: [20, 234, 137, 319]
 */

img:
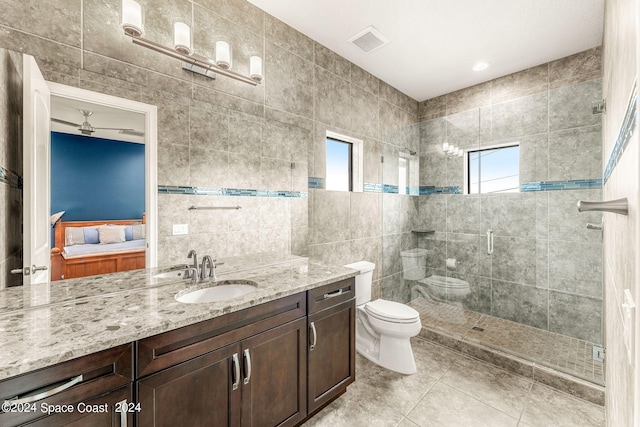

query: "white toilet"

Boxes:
[344, 261, 422, 375]
[400, 248, 428, 280]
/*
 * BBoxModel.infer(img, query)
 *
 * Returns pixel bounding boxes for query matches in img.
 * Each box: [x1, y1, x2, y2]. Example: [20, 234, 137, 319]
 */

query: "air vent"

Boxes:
[348, 26, 390, 53]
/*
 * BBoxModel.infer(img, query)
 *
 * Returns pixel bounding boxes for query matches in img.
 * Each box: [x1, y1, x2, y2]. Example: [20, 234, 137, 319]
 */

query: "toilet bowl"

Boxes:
[344, 261, 422, 375]
[400, 248, 428, 280]
[417, 274, 471, 301]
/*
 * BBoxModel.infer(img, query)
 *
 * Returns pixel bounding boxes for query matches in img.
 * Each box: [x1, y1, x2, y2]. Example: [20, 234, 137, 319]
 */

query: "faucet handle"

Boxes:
[184, 267, 198, 283]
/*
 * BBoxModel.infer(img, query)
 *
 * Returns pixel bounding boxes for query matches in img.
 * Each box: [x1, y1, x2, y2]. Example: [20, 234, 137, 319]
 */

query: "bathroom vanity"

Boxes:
[0, 255, 357, 426]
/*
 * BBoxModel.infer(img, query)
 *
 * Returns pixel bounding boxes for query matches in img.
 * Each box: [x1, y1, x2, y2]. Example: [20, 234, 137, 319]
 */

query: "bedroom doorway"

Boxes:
[45, 83, 157, 280]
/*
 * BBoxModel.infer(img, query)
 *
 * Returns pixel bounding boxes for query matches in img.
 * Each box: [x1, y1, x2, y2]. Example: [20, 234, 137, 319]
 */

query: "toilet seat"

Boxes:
[365, 299, 420, 324]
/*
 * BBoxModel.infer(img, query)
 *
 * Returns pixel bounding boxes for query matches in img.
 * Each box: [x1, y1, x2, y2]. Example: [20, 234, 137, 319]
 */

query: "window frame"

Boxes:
[325, 131, 364, 192]
[463, 142, 520, 195]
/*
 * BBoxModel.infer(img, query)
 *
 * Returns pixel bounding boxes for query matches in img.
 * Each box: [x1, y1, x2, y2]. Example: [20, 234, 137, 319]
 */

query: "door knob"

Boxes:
[10, 267, 31, 276]
[32, 265, 48, 272]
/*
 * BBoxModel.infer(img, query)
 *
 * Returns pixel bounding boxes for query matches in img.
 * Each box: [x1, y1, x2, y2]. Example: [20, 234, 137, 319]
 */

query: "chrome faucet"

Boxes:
[187, 250, 198, 279]
[200, 256, 214, 281]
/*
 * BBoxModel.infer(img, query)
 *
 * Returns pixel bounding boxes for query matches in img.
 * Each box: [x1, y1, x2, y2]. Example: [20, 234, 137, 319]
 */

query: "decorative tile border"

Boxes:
[308, 177, 324, 189]
[364, 182, 383, 193]
[419, 186, 461, 195]
[0, 166, 22, 190]
[520, 179, 603, 192]
[158, 185, 307, 198]
[604, 83, 638, 183]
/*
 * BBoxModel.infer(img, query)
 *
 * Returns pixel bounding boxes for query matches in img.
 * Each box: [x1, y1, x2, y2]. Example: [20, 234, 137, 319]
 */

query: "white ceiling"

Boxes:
[247, 0, 605, 102]
[50, 96, 145, 144]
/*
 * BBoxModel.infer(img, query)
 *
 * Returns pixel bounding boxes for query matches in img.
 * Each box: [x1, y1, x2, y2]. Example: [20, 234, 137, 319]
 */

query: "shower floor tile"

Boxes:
[408, 298, 604, 386]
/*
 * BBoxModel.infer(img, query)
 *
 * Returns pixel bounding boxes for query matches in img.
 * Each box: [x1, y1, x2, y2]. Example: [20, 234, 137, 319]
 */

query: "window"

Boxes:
[326, 138, 352, 191]
[466, 144, 519, 194]
[325, 131, 364, 192]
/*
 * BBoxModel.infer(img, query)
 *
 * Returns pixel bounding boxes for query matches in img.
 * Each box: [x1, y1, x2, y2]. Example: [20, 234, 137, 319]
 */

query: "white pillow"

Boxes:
[98, 225, 126, 244]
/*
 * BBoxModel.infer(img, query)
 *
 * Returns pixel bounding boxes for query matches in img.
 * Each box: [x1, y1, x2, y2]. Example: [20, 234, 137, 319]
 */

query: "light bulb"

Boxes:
[121, 0, 144, 37]
[215, 40, 232, 69]
[250, 56, 263, 82]
[174, 22, 193, 55]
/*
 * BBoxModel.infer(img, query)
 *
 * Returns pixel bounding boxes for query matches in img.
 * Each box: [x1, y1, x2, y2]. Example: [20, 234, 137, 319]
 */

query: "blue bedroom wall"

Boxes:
[50, 132, 145, 221]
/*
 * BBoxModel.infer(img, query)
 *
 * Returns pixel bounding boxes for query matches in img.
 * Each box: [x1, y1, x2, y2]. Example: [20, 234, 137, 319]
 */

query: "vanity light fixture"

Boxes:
[120, 0, 263, 85]
[442, 142, 463, 157]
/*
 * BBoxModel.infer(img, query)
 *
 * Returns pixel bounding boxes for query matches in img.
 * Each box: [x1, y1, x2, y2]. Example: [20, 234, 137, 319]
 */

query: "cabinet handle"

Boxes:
[243, 349, 251, 385]
[3, 374, 83, 406]
[232, 353, 240, 391]
[323, 289, 343, 299]
[117, 399, 127, 427]
[309, 322, 317, 351]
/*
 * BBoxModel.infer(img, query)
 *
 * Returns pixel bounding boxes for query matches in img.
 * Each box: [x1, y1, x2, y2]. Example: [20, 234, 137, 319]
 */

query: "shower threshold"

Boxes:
[408, 297, 605, 406]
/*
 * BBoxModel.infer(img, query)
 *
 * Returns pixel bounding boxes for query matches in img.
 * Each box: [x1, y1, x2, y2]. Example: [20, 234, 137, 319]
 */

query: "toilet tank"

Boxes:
[344, 261, 376, 306]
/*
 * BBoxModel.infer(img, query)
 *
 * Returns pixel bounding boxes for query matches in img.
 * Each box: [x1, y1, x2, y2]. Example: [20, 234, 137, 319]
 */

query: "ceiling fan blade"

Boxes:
[119, 129, 145, 137]
[93, 126, 145, 137]
[51, 117, 81, 127]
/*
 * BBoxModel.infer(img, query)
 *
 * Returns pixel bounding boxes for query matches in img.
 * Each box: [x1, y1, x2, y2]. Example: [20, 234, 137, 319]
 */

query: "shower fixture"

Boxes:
[577, 198, 628, 215]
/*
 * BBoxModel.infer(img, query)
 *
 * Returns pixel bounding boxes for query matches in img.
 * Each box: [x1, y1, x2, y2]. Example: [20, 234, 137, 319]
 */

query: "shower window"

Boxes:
[465, 143, 520, 194]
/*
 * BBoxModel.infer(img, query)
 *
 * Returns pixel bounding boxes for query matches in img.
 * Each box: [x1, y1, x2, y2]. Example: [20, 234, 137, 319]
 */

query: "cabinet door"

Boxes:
[137, 344, 242, 427]
[307, 299, 355, 414]
[240, 317, 307, 427]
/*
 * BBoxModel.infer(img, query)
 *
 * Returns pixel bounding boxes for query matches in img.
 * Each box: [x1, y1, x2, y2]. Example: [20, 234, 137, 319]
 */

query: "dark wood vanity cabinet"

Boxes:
[306, 279, 356, 416]
[136, 293, 308, 427]
[0, 343, 134, 427]
[0, 278, 355, 427]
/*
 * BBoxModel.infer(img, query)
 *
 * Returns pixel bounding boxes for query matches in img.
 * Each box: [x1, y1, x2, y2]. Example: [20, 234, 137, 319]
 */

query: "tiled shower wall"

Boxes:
[0, 48, 23, 289]
[383, 48, 605, 344]
[0, 0, 416, 272]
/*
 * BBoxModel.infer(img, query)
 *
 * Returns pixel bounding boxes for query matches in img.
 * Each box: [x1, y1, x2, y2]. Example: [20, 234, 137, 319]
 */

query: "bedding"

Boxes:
[52, 216, 147, 281]
[62, 239, 146, 258]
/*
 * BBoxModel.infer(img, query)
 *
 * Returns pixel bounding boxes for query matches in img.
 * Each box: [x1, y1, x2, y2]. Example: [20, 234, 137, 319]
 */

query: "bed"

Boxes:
[51, 215, 146, 281]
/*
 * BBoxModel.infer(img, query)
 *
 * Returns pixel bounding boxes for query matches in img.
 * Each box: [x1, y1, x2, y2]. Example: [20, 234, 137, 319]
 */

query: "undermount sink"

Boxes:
[175, 280, 258, 304]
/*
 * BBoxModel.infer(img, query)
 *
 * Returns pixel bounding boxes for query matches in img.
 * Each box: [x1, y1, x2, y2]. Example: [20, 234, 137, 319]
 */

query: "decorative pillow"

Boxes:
[83, 227, 100, 244]
[98, 225, 126, 244]
[65, 227, 85, 246]
[124, 226, 133, 241]
[132, 224, 146, 241]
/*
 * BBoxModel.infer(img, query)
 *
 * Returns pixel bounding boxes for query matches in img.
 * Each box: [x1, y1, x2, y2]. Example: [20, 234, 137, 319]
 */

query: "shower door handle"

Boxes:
[486, 229, 494, 255]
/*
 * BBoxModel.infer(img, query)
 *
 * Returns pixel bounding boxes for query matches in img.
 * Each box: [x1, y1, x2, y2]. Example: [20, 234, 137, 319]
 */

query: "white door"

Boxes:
[22, 55, 50, 285]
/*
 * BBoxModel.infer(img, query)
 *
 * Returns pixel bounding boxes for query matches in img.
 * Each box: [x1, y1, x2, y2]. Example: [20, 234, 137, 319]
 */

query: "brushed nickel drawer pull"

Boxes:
[232, 353, 240, 391]
[118, 399, 128, 427]
[323, 289, 343, 299]
[243, 349, 251, 385]
[309, 322, 317, 351]
[3, 374, 83, 406]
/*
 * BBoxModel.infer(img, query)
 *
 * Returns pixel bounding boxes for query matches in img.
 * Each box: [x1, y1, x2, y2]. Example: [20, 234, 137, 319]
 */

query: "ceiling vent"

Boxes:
[348, 26, 390, 53]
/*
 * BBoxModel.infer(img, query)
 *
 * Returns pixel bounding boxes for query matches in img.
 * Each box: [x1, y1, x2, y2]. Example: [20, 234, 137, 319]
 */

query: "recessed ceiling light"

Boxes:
[472, 62, 490, 71]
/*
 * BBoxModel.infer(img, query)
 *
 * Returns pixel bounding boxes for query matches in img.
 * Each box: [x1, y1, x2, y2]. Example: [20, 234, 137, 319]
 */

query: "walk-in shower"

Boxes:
[380, 56, 604, 386]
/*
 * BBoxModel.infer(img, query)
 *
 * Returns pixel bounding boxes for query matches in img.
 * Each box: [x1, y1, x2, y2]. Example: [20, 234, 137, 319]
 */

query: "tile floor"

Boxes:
[408, 298, 604, 385]
[303, 337, 605, 427]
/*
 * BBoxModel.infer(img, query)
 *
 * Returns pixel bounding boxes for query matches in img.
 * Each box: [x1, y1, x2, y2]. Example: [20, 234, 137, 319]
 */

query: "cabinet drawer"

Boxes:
[137, 292, 306, 377]
[307, 278, 355, 314]
[0, 344, 133, 427]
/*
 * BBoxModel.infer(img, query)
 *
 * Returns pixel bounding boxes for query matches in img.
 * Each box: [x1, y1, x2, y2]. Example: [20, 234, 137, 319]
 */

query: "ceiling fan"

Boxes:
[51, 109, 145, 137]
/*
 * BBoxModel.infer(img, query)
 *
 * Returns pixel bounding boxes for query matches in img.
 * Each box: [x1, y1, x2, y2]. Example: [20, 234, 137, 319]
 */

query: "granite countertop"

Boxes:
[0, 253, 358, 381]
